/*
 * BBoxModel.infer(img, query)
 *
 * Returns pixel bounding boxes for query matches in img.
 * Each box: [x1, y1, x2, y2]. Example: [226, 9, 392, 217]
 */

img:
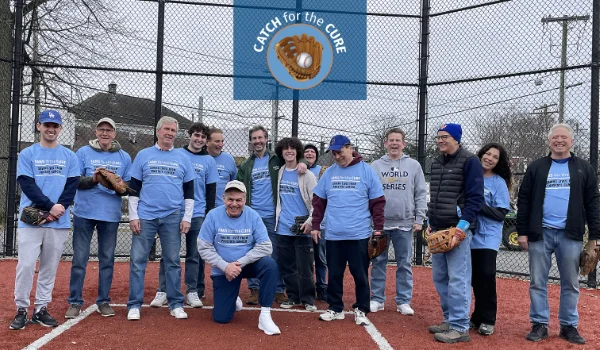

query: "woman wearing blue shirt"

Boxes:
[470, 143, 512, 336]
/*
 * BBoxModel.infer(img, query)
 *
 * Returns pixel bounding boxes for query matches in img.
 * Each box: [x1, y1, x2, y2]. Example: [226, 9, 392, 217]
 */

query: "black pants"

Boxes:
[276, 235, 315, 304]
[326, 239, 370, 314]
[470, 248, 498, 326]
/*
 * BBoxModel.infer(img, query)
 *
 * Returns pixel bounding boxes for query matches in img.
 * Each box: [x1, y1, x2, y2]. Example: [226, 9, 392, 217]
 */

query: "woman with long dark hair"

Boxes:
[470, 143, 512, 336]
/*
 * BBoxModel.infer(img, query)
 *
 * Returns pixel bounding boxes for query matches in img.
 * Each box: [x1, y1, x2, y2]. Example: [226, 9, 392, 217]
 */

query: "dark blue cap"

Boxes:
[327, 134, 351, 152]
[38, 110, 63, 125]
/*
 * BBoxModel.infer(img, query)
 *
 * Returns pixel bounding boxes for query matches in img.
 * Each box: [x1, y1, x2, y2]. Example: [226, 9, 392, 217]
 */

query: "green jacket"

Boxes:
[237, 150, 308, 208]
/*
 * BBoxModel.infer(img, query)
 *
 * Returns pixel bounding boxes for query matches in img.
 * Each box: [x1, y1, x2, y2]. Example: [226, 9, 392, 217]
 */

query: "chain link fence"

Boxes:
[2, 0, 599, 286]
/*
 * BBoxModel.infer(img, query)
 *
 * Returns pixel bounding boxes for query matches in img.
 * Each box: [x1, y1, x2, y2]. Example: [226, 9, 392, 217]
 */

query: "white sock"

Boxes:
[260, 307, 271, 316]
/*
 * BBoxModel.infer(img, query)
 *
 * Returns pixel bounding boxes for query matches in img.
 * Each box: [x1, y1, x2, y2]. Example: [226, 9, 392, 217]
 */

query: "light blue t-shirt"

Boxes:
[179, 148, 219, 218]
[73, 146, 132, 222]
[199, 206, 270, 276]
[543, 160, 570, 229]
[130, 146, 196, 220]
[313, 161, 384, 240]
[17, 143, 80, 229]
[309, 165, 322, 179]
[213, 152, 238, 207]
[472, 174, 510, 251]
[250, 155, 275, 217]
[277, 169, 309, 236]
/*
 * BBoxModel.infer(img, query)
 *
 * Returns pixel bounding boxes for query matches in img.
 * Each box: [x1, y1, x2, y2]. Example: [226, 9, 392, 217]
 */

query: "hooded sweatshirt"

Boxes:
[370, 154, 427, 230]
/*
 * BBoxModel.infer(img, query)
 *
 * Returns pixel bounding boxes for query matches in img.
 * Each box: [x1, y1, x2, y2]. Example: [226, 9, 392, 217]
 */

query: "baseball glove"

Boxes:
[425, 227, 466, 254]
[96, 168, 130, 194]
[290, 215, 310, 235]
[275, 34, 323, 81]
[580, 239, 600, 276]
[368, 230, 387, 259]
[20, 206, 54, 226]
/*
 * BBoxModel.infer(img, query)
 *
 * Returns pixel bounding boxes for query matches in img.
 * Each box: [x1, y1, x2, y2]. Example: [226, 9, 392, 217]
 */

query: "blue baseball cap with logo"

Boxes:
[38, 110, 63, 125]
[327, 134, 352, 152]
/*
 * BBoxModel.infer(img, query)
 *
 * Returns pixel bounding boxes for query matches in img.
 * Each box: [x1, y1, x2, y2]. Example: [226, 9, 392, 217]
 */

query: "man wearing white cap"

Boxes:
[65, 117, 132, 319]
[198, 180, 281, 335]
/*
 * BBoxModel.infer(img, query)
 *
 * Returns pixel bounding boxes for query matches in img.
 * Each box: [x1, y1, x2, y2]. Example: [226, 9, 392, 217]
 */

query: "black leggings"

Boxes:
[470, 248, 498, 326]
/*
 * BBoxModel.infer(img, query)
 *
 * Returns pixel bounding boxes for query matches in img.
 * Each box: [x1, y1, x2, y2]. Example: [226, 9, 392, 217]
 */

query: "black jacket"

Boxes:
[516, 153, 600, 242]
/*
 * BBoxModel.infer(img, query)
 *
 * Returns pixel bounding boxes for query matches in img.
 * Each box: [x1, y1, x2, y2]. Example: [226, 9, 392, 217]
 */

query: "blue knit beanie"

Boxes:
[438, 123, 462, 143]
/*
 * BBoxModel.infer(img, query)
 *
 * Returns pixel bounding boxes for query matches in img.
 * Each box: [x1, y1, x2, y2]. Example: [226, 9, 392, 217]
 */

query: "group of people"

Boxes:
[10, 110, 598, 345]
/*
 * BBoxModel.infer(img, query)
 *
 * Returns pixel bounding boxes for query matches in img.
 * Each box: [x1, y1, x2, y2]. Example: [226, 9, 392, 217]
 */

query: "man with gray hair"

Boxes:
[517, 123, 600, 345]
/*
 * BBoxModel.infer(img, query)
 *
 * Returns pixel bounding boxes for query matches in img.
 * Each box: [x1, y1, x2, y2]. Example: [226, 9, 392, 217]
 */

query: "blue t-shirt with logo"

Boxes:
[199, 205, 270, 276]
[277, 169, 309, 236]
[178, 148, 219, 218]
[250, 155, 275, 217]
[130, 146, 196, 220]
[73, 146, 132, 222]
[472, 174, 510, 250]
[313, 161, 384, 240]
[17, 143, 80, 229]
[543, 160, 570, 229]
[213, 152, 238, 207]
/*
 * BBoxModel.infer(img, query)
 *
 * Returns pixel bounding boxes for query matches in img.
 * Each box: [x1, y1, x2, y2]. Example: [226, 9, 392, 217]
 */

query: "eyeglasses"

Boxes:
[436, 135, 450, 141]
[97, 128, 115, 134]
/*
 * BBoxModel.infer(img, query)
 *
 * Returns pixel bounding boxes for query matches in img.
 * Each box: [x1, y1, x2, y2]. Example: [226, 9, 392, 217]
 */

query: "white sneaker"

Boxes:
[319, 309, 345, 321]
[170, 307, 188, 319]
[397, 304, 414, 315]
[354, 308, 371, 326]
[150, 292, 167, 308]
[236, 297, 243, 312]
[186, 292, 203, 308]
[127, 308, 140, 321]
[304, 304, 318, 312]
[258, 314, 281, 335]
[370, 300, 384, 313]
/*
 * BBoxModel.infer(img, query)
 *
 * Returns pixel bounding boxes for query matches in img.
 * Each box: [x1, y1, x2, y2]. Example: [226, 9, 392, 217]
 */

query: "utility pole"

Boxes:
[198, 96, 203, 123]
[32, 7, 40, 142]
[541, 15, 590, 123]
[271, 84, 279, 144]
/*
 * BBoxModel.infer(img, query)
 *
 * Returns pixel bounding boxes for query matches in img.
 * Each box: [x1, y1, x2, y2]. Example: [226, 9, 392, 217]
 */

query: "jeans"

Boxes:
[276, 235, 315, 304]
[314, 230, 327, 290]
[370, 228, 413, 305]
[470, 248, 498, 326]
[158, 216, 205, 296]
[327, 239, 370, 314]
[212, 257, 277, 324]
[432, 230, 472, 333]
[128, 211, 184, 310]
[528, 228, 582, 327]
[247, 216, 285, 293]
[68, 215, 119, 306]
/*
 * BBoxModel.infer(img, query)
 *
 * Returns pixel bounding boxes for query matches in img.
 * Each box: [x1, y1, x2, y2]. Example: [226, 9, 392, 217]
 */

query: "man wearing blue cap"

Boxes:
[311, 135, 385, 327]
[11, 110, 80, 330]
[426, 123, 484, 343]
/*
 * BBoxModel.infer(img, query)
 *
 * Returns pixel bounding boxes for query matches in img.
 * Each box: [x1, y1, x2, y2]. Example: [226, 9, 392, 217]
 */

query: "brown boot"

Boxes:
[246, 288, 259, 305]
[275, 292, 289, 304]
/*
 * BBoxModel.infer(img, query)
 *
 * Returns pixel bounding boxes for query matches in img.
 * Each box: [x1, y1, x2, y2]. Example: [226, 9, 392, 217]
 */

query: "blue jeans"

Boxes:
[314, 230, 327, 290]
[68, 215, 119, 306]
[432, 230, 472, 333]
[158, 216, 205, 296]
[247, 216, 285, 293]
[370, 228, 413, 305]
[528, 228, 582, 327]
[128, 211, 184, 310]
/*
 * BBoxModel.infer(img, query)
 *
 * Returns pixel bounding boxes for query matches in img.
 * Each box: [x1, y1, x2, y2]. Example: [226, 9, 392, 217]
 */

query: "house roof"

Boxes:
[70, 92, 192, 128]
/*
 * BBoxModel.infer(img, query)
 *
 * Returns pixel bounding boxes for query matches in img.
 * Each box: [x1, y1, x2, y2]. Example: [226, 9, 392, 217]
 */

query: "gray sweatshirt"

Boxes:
[370, 154, 427, 230]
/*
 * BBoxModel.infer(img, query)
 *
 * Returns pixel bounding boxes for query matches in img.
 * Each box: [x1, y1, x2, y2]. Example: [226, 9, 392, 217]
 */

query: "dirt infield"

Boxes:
[0, 259, 599, 349]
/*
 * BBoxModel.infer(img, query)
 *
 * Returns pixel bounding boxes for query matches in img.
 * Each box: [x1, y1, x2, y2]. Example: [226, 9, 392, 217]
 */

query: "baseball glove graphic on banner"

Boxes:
[20, 206, 54, 226]
[290, 215, 310, 235]
[368, 230, 387, 259]
[275, 34, 323, 81]
[425, 227, 466, 254]
[96, 168, 131, 194]
[580, 239, 600, 276]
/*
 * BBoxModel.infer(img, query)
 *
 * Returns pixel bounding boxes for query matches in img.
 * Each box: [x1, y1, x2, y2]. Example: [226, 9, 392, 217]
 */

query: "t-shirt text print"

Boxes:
[34, 159, 66, 176]
[331, 176, 360, 191]
[148, 160, 178, 177]
[379, 167, 409, 191]
[251, 166, 270, 182]
[217, 228, 253, 246]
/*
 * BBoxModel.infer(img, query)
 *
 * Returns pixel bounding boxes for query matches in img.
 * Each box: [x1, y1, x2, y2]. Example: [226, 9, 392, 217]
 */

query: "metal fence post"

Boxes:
[588, 0, 599, 289]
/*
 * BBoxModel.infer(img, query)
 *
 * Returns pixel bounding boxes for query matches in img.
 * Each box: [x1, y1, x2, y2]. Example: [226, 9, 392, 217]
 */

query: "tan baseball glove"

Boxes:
[20, 206, 54, 226]
[425, 227, 466, 254]
[580, 239, 600, 276]
[275, 34, 323, 81]
[368, 230, 387, 259]
[96, 168, 131, 194]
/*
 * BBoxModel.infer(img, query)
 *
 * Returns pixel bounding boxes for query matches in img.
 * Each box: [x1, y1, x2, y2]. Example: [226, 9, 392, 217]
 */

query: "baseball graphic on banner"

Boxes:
[296, 52, 313, 69]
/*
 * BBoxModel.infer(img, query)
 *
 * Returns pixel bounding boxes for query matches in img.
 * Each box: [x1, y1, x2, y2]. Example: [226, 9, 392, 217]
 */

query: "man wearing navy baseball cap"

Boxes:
[311, 134, 385, 327]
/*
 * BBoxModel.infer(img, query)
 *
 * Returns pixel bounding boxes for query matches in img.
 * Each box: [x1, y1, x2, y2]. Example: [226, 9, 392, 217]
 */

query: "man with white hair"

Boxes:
[517, 123, 600, 345]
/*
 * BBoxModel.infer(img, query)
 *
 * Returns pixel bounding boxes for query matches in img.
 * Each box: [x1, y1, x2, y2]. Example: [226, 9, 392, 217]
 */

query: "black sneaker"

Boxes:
[9, 308, 28, 330]
[526, 323, 548, 342]
[31, 307, 58, 327]
[316, 288, 327, 303]
[560, 326, 586, 344]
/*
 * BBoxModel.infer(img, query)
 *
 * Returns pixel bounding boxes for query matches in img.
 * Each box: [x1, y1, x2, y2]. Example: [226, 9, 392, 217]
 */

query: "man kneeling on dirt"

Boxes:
[198, 180, 281, 335]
